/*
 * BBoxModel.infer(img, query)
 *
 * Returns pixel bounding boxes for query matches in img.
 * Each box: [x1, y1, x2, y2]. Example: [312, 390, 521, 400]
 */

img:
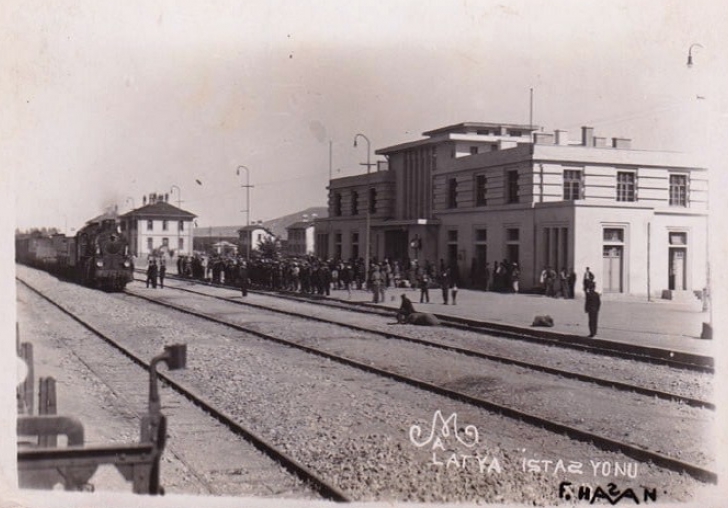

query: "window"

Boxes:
[178, 237, 184, 251]
[669, 232, 687, 245]
[334, 232, 342, 259]
[563, 170, 583, 201]
[470, 146, 478, 155]
[507, 170, 519, 203]
[508, 130, 523, 137]
[669, 174, 688, 207]
[147, 238, 153, 252]
[179, 220, 184, 232]
[147, 220, 153, 231]
[369, 188, 377, 214]
[447, 230, 458, 242]
[475, 174, 487, 206]
[162, 238, 169, 248]
[506, 227, 520, 265]
[352, 232, 359, 259]
[162, 220, 168, 231]
[603, 229, 624, 242]
[447, 178, 458, 208]
[351, 191, 359, 216]
[616, 171, 636, 202]
[334, 193, 342, 216]
[477, 129, 491, 135]
[431, 146, 438, 171]
[475, 229, 487, 242]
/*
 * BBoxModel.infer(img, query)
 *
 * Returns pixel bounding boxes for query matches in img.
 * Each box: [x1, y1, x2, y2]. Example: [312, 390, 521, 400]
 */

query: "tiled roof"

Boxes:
[121, 201, 197, 220]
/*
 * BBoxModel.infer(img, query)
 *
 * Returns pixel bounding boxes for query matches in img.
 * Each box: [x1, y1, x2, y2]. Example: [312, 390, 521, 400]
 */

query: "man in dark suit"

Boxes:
[585, 281, 601, 337]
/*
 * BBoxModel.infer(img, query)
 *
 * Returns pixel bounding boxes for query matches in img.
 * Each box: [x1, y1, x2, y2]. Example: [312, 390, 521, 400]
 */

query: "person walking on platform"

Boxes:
[567, 268, 577, 299]
[585, 281, 601, 337]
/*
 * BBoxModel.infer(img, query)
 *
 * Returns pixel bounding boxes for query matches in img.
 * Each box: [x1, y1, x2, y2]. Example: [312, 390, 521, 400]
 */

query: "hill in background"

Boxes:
[196, 206, 328, 240]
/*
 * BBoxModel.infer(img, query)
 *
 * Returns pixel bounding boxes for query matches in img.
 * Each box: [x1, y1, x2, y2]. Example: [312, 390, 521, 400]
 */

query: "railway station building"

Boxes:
[119, 193, 197, 259]
[315, 122, 709, 299]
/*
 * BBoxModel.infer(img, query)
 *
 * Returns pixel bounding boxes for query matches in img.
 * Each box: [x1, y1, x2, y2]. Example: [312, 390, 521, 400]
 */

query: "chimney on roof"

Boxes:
[612, 137, 632, 149]
[555, 130, 569, 146]
[581, 127, 594, 147]
[593, 137, 607, 148]
[533, 132, 554, 145]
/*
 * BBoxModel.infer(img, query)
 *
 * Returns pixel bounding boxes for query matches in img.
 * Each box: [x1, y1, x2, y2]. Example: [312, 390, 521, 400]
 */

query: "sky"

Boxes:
[4, 0, 727, 232]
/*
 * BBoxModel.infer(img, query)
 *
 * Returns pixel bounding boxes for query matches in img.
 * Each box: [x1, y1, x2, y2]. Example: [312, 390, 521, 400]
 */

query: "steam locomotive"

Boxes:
[16, 217, 134, 291]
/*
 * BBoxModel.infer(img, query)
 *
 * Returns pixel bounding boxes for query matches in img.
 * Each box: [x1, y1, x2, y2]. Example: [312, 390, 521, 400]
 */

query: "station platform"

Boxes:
[330, 285, 716, 361]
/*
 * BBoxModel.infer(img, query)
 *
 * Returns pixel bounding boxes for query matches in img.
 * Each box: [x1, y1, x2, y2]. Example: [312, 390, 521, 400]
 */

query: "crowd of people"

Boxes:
[144, 251, 603, 336]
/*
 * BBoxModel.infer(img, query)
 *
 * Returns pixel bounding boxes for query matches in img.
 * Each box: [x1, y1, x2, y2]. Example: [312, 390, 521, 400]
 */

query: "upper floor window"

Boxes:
[147, 220, 153, 231]
[447, 178, 458, 209]
[563, 170, 583, 201]
[334, 193, 342, 216]
[351, 191, 359, 216]
[369, 188, 377, 214]
[162, 220, 168, 231]
[507, 170, 519, 204]
[470, 146, 478, 155]
[616, 171, 636, 202]
[508, 130, 523, 137]
[669, 174, 688, 207]
[475, 174, 487, 206]
[178, 220, 184, 232]
[477, 129, 491, 135]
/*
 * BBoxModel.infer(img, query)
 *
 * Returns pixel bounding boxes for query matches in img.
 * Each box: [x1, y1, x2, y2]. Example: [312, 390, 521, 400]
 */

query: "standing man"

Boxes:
[419, 271, 430, 303]
[239, 259, 249, 297]
[159, 258, 167, 289]
[439, 268, 450, 305]
[585, 282, 601, 337]
[583, 267, 595, 295]
[567, 268, 577, 299]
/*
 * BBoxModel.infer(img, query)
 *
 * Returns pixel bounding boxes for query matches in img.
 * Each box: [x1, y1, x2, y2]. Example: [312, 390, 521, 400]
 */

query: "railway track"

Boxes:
[17, 276, 350, 501]
[149, 272, 713, 373]
[136, 275, 714, 411]
[125, 276, 717, 485]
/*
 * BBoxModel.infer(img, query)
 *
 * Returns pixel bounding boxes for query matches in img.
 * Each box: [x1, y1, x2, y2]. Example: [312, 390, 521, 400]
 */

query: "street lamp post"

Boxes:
[354, 133, 375, 286]
[236, 166, 254, 259]
[170, 186, 182, 257]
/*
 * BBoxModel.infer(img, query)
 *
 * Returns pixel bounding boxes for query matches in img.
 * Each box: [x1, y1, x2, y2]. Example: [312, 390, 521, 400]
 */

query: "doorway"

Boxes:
[669, 247, 686, 290]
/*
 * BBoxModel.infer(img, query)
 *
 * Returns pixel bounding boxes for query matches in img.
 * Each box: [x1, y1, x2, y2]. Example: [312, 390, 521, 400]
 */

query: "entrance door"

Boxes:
[384, 231, 408, 262]
[669, 247, 686, 290]
[602, 246, 623, 293]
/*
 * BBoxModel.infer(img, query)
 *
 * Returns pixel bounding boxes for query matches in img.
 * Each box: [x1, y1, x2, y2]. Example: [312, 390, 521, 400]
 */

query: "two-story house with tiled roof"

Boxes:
[119, 193, 197, 258]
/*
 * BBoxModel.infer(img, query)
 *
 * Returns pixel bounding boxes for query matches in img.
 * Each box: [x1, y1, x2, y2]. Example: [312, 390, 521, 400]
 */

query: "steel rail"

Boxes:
[142, 278, 714, 411]
[149, 271, 712, 373]
[125, 284, 717, 485]
[16, 276, 351, 503]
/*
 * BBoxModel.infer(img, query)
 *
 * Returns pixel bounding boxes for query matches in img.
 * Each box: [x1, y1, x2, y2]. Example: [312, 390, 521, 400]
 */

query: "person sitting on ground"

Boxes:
[397, 293, 416, 323]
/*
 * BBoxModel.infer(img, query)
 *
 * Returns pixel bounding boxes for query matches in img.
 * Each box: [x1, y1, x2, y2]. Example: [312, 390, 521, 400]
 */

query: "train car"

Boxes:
[74, 218, 134, 290]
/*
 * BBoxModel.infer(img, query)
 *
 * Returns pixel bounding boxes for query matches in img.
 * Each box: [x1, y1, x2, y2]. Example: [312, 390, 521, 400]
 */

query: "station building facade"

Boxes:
[316, 122, 708, 298]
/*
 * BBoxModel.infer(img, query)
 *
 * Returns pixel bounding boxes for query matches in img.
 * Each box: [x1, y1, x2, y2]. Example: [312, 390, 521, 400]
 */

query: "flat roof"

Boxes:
[422, 121, 539, 137]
